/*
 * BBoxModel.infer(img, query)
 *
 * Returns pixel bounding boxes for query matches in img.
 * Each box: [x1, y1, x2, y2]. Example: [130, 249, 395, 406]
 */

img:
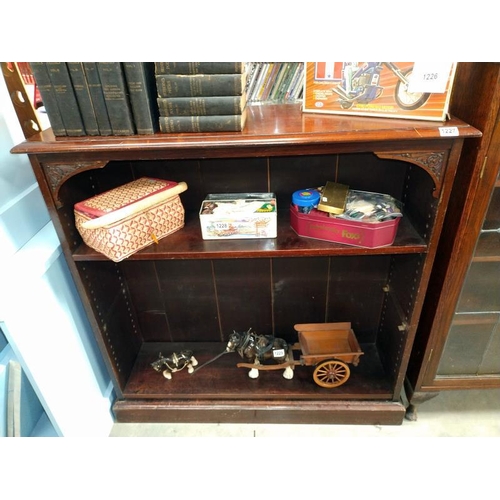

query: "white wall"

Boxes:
[0, 70, 114, 436]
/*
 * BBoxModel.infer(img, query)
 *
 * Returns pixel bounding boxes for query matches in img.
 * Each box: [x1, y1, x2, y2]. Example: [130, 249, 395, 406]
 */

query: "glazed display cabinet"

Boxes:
[406, 63, 500, 418]
[11, 103, 480, 425]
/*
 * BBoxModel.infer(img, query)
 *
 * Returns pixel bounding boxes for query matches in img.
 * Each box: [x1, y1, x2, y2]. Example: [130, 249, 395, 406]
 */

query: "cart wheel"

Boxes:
[313, 360, 350, 388]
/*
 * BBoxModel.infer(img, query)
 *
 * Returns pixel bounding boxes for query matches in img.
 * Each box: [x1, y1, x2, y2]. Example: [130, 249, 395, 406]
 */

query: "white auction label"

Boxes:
[407, 63, 454, 93]
[439, 126, 459, 137]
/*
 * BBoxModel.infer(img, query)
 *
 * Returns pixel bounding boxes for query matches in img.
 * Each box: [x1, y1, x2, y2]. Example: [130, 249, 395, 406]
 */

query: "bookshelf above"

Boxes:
[12, 103, 480, 157]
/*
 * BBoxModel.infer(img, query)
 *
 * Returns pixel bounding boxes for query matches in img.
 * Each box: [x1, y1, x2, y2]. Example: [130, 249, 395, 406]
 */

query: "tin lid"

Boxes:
[292, 189, 320, 207]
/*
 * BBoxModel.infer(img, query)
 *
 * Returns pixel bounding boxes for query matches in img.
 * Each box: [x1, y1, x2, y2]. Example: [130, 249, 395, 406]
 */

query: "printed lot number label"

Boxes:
[439, 126, 459, 137]
[408, 63, 454, 93]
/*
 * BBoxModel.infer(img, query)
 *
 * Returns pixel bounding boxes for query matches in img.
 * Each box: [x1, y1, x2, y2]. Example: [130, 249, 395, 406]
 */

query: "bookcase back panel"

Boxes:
[60, 153, 417, 224]
[337, 153, 408, 201]
[118, 255, 392, 347]
[326, 255, 391, 343]
[213, 259, 273, 335]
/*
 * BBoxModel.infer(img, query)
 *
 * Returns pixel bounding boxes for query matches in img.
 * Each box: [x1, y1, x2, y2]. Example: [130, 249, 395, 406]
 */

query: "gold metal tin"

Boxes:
[317, 181, 349, 215]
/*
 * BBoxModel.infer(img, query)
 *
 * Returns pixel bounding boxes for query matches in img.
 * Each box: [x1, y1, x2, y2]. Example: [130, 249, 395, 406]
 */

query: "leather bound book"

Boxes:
[82, 63, 112, 136]
[123, 62, 159, 135]
[67, 62, 100, 135]
[159, 108, 248, 133]
[28, 62, 66, 136]
[155, 62, 245, 75]
[45, 62, 86, 136]
[157, 94, 247, 117]
[97, 62, 135, 135]
[155, 73, 248, 98]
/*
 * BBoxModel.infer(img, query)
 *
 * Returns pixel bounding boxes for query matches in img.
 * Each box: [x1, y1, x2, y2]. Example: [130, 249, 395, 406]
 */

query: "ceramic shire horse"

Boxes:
[151, 350, 198, 380]
[226, 328, 294, 380]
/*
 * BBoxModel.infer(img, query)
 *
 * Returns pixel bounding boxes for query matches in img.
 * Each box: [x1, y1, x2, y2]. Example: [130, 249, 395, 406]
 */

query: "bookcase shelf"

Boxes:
[123, 342, 393, 399]
[11, 103, 480, 425]
[72, 210, 427, 261]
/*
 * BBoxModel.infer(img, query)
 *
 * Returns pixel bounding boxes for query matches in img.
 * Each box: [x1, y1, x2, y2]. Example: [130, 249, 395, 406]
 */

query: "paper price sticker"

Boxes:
[439, 127, 459, 137]
[408, 63, 454, 93]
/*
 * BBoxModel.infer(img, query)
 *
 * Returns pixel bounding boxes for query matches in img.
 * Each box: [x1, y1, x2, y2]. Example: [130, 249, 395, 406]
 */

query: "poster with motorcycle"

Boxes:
[303, 62, 457, 121]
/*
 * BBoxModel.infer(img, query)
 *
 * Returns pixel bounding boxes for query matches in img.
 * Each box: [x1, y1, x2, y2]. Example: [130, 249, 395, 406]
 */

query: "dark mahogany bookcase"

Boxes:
[11, 104, 480, 425]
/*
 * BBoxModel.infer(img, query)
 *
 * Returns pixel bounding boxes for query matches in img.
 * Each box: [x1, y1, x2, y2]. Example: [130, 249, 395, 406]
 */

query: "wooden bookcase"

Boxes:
[11, 103, 480, 425]
[405, 63, 500, 418]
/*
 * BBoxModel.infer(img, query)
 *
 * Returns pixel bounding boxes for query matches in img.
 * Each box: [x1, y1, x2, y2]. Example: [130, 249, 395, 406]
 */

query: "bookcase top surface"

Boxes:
[11, 103, 481, 156]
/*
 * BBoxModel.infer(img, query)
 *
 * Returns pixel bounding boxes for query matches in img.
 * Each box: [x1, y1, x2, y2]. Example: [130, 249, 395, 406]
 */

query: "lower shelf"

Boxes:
[113, 342, 404, 424]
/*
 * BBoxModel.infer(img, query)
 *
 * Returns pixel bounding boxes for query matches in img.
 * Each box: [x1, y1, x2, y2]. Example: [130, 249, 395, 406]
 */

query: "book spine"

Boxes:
[82, 63, 112, 136]
[123, 62, 158, 134]
[97, 62, 136, 135]
[287, 63, 305, 100]
[155, 73, 247, 97]
[249, 63, 269, 103]
[157, 94, 246, 116]
[268, 63, 287, 101]
[256, 64, 274, 102]
[28, 62, 66, 136]
[45, 62, 86, 136]
[292, 63, 305, 100]
[67, 62, 100, 135]
[246, 63, 264, 102]
[159, 113, 246, 133]
[261, 63, 279, 102]
[276, 63, 296, 101]
[155, 62, 244, 74]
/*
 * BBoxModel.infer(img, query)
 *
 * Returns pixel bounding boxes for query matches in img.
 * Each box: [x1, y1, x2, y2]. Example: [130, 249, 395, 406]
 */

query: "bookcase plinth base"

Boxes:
[112, 399, 406, 425]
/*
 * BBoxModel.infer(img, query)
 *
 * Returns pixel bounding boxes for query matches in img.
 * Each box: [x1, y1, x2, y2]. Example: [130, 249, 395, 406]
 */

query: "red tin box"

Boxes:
[290, 204, 401, 248]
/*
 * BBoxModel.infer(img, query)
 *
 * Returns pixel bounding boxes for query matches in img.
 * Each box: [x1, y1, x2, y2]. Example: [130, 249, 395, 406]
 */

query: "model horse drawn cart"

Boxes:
[235, 322, 364, 388]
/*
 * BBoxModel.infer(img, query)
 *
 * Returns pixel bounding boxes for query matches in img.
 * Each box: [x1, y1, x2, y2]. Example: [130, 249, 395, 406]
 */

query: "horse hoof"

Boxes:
[188, 365, 194, 374]
[283, 367, 294, 380]
[163, 370, 172, 380]
[248, 368, 259, 379]
[190, 356, 198, 367]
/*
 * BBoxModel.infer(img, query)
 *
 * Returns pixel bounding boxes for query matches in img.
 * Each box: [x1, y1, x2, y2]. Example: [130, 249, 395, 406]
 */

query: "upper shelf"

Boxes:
[72, 210, 427, 261]
[11, 104, 482, 158]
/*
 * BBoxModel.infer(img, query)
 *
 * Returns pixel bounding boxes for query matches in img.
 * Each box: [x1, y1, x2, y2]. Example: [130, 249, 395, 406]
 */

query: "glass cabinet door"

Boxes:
[437, 173, 500, 376]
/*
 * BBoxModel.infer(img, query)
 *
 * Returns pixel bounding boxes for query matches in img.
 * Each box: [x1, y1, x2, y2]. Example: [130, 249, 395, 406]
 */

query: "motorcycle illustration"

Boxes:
[331, 62, 431, 111]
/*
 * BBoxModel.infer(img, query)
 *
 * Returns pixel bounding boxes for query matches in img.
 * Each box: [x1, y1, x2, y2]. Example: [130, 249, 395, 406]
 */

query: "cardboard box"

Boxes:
[290, 204, 400, 248]
[303, 62, 457, 121]
[200, 193, 277, 240]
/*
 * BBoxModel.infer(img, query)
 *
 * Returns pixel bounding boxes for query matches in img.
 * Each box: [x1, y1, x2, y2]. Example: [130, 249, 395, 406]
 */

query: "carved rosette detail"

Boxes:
[374, 151, 447, 198]
[42, 161, 108, 207]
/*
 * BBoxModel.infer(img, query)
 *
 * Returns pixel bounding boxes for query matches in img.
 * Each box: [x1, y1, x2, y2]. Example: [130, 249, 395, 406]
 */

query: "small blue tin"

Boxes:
[292, 189, 320, 213]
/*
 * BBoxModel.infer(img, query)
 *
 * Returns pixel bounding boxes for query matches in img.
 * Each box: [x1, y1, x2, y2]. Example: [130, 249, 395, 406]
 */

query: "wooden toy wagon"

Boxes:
[235, 322, 364, 388]
[293, 322, 364, 387]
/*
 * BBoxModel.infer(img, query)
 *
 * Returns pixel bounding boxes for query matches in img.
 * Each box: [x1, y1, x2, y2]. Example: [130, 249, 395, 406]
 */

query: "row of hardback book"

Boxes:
[29, 62, 305, 136]
[29, 62, 158, 136]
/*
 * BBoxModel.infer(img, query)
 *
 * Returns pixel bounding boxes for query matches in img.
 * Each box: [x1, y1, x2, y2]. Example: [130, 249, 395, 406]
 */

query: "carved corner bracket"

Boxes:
[374, 151, 447, 198]
[42, 161, 109, 207]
